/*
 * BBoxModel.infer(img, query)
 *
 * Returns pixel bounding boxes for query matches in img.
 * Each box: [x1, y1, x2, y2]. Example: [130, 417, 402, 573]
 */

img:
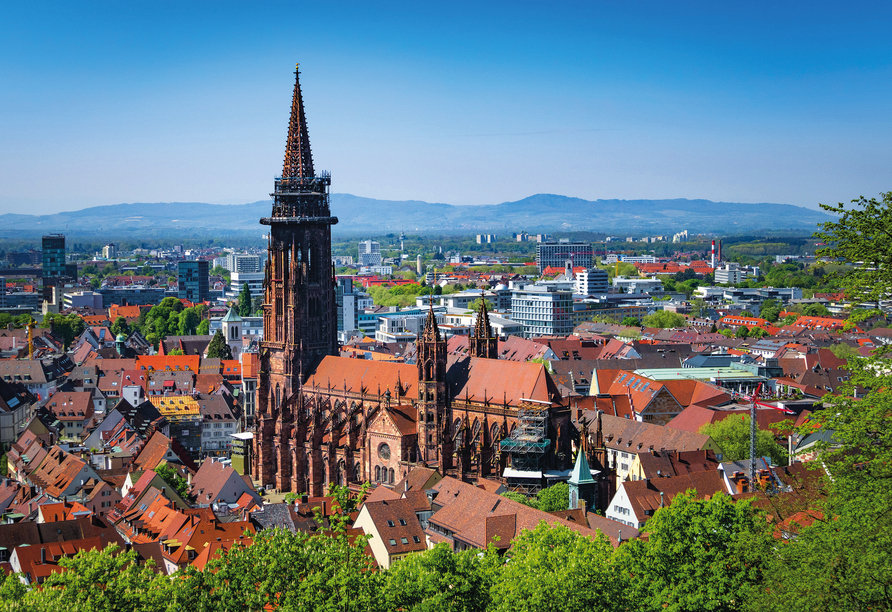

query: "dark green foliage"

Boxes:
[500, 482, 568, 512]
[384, 544, 497, 612]
[196, 319, 210, 336]
[534, 481, 569, 512]
[616, 493, 773, 612]
[205, 330, 232, 360]
[815, 192, 892, 304]
[621, 316, 640, 326]
[802, 303, 830, 317]
[154, 463, 190, 499]
[642, 310, 686, 328]
[41, 313, 86, 349]
[171, 527, 383, 612]
[238, 283, 252, 317]
[491, 522, 619, 612]
[699, 415, 786, 465]
[110, 316, 130, 337]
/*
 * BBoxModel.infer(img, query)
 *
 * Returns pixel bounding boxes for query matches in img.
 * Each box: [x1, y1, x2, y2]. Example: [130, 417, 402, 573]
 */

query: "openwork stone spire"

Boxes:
[474, 295, 493, 341]
[282, 64, 314, 179]
[423, 300, 441, 342]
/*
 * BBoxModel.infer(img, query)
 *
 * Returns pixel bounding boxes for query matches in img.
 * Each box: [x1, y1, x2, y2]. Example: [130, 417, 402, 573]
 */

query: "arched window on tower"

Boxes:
[375, 466, 381, 482]
[275, 385, 281, 410]
[388, 468, 395, 484]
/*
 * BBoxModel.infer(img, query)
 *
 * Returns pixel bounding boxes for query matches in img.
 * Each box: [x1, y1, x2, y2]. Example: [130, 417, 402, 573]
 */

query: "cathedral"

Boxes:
[252, 66, 610, 498]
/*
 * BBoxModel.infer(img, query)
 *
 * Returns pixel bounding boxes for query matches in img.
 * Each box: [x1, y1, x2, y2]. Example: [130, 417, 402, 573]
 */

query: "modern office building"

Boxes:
[217, 253, 262, 273]
[612, 275, 664, 295]
[574, 268, 609, 296]
[336, 276, 358, 342]
[358, 240, 382, 266]
[714, 263, 744, 285]
[536, 242, 593, 273]
[42, 234, 68, 279]
[511, 285, 574, 337]
[177, 260, 209, 303]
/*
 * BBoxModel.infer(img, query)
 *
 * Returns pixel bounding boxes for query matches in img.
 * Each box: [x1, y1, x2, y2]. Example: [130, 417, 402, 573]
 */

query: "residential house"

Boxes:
[354, 498, 428, 568]
[606, 470, 727, 529]
[189, 459, 261, 508]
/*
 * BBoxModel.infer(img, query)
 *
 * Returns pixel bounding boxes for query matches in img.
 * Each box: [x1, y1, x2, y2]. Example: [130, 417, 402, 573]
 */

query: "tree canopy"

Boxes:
[815, 191, 892, 304]
[206, 330, 233, 360]
[642, 310, 686, 329]
[699, 415, 786, 465]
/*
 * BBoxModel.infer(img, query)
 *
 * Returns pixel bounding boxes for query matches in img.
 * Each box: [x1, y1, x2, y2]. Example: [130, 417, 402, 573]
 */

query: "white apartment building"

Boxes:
[574, 268, 609, 296]
[714, 263, 743, 285]
[613, 276, 664, 295]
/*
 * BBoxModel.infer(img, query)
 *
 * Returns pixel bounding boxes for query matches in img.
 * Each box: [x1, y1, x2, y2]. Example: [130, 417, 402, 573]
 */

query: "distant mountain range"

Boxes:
[0, 194, 833, 238]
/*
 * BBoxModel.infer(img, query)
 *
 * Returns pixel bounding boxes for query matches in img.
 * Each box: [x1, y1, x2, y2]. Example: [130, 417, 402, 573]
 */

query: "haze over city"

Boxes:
[2, 1, 891, 215]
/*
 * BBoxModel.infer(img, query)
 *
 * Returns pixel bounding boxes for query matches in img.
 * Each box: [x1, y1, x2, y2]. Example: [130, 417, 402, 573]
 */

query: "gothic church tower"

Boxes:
[254, 65, 339, 489]
[416, 303, 449, 466]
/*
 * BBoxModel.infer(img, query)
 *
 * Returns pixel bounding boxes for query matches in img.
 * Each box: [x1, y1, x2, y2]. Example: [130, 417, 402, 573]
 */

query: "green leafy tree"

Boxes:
[490, 522, 620, 612]
[238, 282, 253, 317]
[42, 313, 87, 349]
[748, 326, 769, 339]
[754, 355, 892, 612]
[177, 306, 202, 336]
[16, 544, 171, 611]
[501, 491, 537, 507]
[167, 348, 185, 356]
[642, 310, 686, 329]
[815, 191, 892, 304]
[170, 527, 383, 612]
[110, 316, 130, 337]
[802, 303, 830, 317]
[325, 481, 371, 514]
[760, 298, 781, 322]
[196, 319, 210, 336]
[735, 325, 750, 338]
[154, 463, 190, 499]
[535, 481, 569, 512]
[709, 322, 718, 333]
[621, 316, 641, 327]
[615, 492, 773, 612]
[468, 297, 494, 312]
[384, 543, 497, 612]
[699, 415, 786, 464]
[828, 342, 860, 361]
[206, 329, 233, 360]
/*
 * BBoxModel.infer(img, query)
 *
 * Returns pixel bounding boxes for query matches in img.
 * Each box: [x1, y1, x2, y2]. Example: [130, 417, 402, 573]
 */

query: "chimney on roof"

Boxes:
[40, 547, 46, 564]
[659, 492, 664, 508]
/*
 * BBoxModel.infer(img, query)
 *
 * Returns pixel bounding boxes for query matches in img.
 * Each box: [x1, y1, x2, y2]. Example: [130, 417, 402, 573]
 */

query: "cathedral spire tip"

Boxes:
[282, 63, 314, 179]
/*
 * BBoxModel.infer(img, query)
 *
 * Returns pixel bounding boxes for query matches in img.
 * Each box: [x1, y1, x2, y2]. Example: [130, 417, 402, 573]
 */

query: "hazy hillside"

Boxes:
[0, 194, 833, 238]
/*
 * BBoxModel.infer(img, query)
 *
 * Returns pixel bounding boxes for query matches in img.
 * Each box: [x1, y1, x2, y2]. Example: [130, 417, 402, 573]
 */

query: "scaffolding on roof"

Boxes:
[500, 408, 551, 473]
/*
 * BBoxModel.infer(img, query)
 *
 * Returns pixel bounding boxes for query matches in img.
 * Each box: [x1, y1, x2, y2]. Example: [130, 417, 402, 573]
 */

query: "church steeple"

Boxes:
[469, 292, 498, 359]
[255, 64, 338, 494]
[417, 298, 447, 465]
[282, 64, 314, 180]
[422, 300, 441, 342]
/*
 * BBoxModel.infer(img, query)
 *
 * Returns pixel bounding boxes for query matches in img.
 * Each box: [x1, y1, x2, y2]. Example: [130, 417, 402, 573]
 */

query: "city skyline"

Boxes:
[2, 1, 890, 215]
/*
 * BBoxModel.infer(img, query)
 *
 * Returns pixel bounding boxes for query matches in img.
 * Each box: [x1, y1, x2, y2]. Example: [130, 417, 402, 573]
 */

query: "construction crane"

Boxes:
[675, 372, 791, 491]
[25, 317, 36, 359]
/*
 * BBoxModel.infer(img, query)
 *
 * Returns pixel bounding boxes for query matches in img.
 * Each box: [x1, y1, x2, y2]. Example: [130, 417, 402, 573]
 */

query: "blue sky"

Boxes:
[2, 1, 890, 214]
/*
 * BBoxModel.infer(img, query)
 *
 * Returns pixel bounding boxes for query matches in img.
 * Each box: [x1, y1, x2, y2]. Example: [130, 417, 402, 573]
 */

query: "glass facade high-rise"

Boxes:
[42, 234, 70, 279]
[511, 285, 574, 338]
[177, 260, 209, 303]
